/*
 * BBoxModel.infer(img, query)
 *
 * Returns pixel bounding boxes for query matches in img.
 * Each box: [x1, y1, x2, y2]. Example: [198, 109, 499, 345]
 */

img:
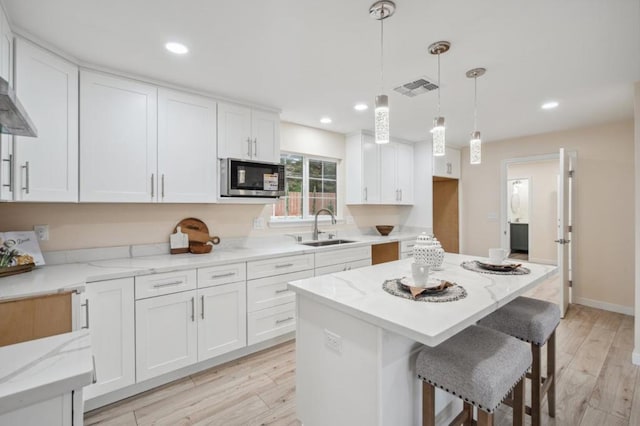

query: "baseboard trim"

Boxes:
[573, 297, 634, 316]
[633, 350, 640, 366]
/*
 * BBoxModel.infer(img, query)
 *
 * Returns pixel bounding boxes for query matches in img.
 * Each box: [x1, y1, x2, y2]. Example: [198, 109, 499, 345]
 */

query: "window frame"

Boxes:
[271, 152, 339, 222]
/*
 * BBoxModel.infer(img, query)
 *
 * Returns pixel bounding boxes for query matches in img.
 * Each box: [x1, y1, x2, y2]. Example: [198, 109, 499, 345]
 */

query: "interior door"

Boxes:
[556, 148, 571, 317]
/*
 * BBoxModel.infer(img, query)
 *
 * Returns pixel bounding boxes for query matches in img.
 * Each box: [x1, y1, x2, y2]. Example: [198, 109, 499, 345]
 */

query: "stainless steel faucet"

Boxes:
[312, 208, 336, 240]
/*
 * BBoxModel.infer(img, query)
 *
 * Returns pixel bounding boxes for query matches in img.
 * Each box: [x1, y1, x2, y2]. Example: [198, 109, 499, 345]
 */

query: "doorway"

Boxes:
[433, 176, 459, 253]
[507, 178, 530, 261]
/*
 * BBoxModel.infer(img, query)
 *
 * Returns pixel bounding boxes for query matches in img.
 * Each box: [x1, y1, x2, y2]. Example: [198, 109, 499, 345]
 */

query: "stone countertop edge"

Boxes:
[0, 233, 419, 301]
[287, 254, 559, 347]
[0, 330, 93, 415]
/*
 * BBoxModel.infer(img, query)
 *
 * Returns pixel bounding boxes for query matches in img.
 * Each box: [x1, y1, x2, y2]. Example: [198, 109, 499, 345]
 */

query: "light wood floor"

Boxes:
[85, 276, 639, 426]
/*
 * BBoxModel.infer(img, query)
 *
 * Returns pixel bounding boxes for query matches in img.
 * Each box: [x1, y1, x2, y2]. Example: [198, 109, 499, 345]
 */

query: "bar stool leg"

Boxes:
[462, 402, 473, 425]
[531, 344, 542, 426]
[478, 410, 494, 426]
[547, 331, 557, 418]
[513, 377, 525, 426]
[422, 381, 435, 426]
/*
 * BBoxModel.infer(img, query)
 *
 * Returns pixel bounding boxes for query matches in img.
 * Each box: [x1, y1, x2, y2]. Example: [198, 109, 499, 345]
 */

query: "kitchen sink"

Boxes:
[302, 239, 357, 247]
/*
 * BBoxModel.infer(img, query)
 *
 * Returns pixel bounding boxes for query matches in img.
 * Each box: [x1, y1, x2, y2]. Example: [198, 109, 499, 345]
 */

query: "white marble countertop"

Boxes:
[0, 330, 93, 415]
[0, 232, 419, 301]
[288, 253, 558, 347]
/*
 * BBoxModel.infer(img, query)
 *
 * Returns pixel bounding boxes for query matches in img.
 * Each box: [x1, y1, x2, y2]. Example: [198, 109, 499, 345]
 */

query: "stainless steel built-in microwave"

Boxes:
[220, 158, 285, 198]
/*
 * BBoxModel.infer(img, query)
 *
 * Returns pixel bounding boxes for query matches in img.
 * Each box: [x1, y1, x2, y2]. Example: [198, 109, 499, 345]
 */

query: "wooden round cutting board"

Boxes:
[174, 218, 212, 254]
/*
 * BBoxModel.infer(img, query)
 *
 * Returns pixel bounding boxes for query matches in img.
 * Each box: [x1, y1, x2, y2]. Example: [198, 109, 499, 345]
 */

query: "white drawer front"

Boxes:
[248, 269, 313, 313]
[247, 302, 296, 346]
[247, 253, 314, 280]
[135, 270, 197, 300]
[400, 251, 414, 260]
[400, 239, 416, 253]
[197, 262, 246, 288]
[315, 258, 372, 276]
[314, 245, 371, 268]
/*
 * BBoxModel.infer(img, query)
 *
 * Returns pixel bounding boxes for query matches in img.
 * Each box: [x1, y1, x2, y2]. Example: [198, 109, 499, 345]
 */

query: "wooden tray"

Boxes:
[174, 218, 213, 254]
[0, 263, 36, 278]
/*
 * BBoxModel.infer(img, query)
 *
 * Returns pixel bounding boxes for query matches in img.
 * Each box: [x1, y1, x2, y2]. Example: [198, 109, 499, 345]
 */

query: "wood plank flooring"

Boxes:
[85, 276, 639, 425]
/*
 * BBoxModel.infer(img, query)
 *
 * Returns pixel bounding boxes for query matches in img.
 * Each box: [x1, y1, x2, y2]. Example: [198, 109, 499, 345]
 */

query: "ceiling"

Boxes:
[3, 0, 639, 146]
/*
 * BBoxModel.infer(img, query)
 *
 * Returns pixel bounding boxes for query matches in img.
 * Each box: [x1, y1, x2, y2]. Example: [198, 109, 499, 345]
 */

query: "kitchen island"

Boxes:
[288, 253, 557, 426]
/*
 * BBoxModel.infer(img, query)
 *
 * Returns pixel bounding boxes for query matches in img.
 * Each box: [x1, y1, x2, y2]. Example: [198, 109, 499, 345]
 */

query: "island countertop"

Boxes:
[288, 253, 557, 347]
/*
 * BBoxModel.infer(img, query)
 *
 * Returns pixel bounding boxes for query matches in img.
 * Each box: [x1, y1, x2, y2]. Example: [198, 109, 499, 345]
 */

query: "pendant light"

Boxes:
[428, 41, 450, 156]
[466, 67, 486, 165]
[369, 1, 395, 144]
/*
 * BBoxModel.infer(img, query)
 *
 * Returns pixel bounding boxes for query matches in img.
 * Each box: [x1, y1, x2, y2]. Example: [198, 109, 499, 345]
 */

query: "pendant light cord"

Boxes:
[473, 76, 478, 131]
[380, 18, 384, 93]
[437, 52, 441, 115]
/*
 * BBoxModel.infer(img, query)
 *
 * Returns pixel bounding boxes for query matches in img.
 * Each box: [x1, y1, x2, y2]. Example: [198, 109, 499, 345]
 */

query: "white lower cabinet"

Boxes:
[84, 278, 135, 400]
[198, 282, 246, 361]
[0, 393, 75, 426]
[314, 245, 372, 276]
[248, 302, 297, 346]
[135, 290, 198, 382]
[135, 269, 247, 382]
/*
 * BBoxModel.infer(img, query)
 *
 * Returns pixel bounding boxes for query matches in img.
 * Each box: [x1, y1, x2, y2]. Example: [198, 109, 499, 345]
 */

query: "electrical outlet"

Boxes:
[33, 224, 49, 241]
[252, 217, 265, 230]
[324, 329, 342, 354]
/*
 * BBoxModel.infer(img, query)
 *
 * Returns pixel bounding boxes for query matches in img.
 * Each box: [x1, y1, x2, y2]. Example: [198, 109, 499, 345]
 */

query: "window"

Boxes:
[272, 153, 338, 220]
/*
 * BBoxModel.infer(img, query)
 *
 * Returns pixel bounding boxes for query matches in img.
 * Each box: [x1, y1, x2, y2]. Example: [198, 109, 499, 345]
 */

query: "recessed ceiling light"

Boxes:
[354, 103, 369, 111]
[165, 42, 189, 55]
[541, 101, 559, 110]
[320, 117, 332, 124]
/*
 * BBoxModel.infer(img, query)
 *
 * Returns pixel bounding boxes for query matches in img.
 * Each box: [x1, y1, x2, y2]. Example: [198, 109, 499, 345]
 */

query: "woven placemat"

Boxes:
[461, 260, 531, 275]
[382, 279, 467, 303]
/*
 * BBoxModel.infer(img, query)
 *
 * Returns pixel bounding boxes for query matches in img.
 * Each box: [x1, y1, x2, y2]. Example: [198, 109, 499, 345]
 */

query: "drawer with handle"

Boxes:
[314, 258, 372, 276]
[247, 269, 313, 313]
[314, 245, 370, 269]
[198, 262, 246, 289]
[400, 239, 416, 253]
[247, 302, 296, 346]
[135, 270, 197, 300]
[247, 253, 314, 280]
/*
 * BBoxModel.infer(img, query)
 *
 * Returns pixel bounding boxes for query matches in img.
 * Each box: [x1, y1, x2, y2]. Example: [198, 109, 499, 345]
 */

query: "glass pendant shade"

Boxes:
[431, 116, 446, 156]
[470, 131, 481, 165]
[375, 94, 390, 144]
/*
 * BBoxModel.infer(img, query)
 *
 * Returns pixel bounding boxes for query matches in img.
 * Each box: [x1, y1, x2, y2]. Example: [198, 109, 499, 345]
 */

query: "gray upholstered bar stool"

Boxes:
[478, 296, 561, 426]
[416, 325, 532, 426]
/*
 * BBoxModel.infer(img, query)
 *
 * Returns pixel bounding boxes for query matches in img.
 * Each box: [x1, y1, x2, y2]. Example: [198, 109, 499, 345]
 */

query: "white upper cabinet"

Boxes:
[0, 9, 12, 201]
[346, 131, 414, 205]
[432, 146, 461, 179]
[14, 38, 78, 202]
[158, 89, 217, 203]
[217, 102, 279, 163]
[80, 70, 157, 202]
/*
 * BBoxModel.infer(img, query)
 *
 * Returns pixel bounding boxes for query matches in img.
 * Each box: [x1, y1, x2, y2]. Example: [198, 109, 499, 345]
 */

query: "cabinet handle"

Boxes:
[2, 154, 13, 192]
[406, 244, 415, 249]
[275, 316, 294, 325]
[21, 161, 29, 194]
[161, 174, 165, 199]
[253, 137, 257, 157]
[211, 272, 236, 279]
[247, 137, 252, 157]
[275, 263, 294, 269]
[191, 297, 195, 322]
[446, 163, 452, 174]
[275, 288, 289, 294]
[91, 355, 97, 384]
[151, 173, 155, 198]
[201, 295, 205, 319]
[152, 280, 183, 289]
[399, 189, 402, 201]
[364, 187, 368, 201]
[81, 300, 90, 329]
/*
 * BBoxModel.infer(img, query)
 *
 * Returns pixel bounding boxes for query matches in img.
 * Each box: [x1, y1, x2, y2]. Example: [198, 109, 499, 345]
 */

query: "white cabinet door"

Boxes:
[396, 142, 414, 204]
[197, 282, 246, 361]
[251, 109, 279, 163]
[0, 8, 12, 84]
[361, 133, 380, 204]
[14, 38, 78, 202]
[217, 102, 251, 160]
[136, 290, 198, 382]
[84, 278, 135, 400]
[158, 89, 217, 203]
[433, 147, 460, 179]
[380, 143, 397, 204]
[80, 70, 157, 202]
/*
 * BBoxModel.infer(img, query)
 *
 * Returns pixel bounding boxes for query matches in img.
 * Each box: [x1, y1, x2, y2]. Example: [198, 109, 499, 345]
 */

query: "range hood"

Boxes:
[0, 76, 37, 137]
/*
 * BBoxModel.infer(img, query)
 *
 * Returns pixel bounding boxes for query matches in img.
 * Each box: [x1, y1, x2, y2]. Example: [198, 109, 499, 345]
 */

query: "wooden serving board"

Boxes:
[174, 218, 212, 254]
[0, 263, 36, 278]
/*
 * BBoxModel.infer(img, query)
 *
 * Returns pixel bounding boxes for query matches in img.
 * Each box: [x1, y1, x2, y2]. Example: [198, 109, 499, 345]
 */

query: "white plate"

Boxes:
[399, 276, 441, 289]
